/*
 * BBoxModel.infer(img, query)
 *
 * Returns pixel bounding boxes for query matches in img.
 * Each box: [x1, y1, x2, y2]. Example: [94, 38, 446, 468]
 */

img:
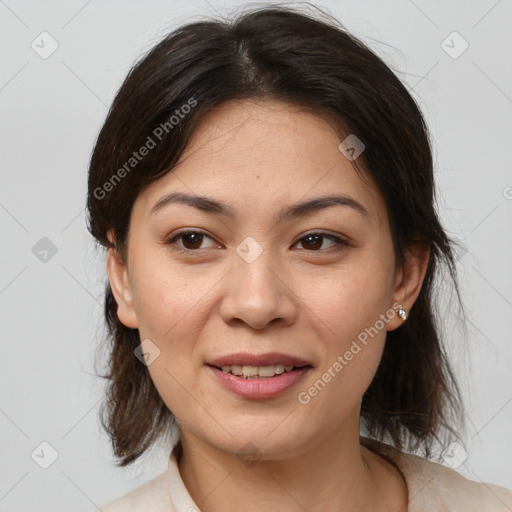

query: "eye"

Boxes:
[166, 230, 220, 252]
[165, 229, 348, 254]
[293, 231, 348, 252]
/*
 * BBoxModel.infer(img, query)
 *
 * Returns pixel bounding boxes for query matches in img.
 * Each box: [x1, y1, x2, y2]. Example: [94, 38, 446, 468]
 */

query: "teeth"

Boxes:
[220, 364, 295, 378]
[274, 365, 285, 375]
[231, 365, 243, 376]
[242, 365, 259, 377]
[258, 365, 278, 377]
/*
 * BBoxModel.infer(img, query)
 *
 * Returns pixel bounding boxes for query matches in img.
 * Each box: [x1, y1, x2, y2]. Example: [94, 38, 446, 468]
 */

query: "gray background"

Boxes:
[1, 0, 511, 510]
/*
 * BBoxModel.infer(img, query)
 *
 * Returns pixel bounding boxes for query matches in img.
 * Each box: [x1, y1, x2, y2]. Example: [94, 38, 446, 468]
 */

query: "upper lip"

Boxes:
[207, 352, 312, 368]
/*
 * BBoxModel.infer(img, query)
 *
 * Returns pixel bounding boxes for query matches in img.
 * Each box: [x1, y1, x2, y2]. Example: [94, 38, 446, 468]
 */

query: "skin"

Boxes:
[107, 99, 429, 512]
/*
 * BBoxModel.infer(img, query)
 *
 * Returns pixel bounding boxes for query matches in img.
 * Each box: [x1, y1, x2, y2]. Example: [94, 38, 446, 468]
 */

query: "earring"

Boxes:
[398, 308, 407, 320]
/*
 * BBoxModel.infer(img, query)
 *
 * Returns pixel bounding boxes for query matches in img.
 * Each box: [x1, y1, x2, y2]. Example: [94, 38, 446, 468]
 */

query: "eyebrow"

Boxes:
[150, 191, 370, 221]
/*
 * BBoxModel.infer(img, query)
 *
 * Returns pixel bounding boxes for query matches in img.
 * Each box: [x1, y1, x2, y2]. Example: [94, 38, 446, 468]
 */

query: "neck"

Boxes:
[177, 411, 407, 512]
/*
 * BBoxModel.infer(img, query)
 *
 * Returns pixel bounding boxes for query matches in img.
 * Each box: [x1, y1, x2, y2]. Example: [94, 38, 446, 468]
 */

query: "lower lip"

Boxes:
[208, 365, 311, 399]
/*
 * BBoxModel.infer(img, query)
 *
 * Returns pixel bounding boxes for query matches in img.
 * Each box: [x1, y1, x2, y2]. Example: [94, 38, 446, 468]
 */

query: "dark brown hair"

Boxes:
[87, 3, 466, 467]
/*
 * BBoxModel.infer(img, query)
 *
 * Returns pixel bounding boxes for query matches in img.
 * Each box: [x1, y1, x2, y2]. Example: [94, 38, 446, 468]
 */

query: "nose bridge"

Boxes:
[219, 235, 296, 329]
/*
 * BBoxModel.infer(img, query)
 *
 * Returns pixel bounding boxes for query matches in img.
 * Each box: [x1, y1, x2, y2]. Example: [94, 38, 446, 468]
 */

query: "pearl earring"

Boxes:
[398, 308, 407, 320]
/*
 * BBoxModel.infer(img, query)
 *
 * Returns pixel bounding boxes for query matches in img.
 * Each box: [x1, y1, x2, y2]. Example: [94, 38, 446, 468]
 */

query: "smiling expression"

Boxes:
[107, 99, 414, 459]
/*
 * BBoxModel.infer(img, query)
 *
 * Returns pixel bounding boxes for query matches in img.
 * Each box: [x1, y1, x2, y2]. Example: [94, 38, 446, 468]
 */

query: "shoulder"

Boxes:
[361, 436, 512, 511]
[92, 450, 200, 512]
[93, 470, 173, 512]
[405, 453, 512, 511]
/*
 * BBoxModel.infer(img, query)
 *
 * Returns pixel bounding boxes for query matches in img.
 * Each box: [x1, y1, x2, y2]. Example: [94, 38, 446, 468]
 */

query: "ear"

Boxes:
[105, 232, 139, 329]
[387, 242, 430, 331]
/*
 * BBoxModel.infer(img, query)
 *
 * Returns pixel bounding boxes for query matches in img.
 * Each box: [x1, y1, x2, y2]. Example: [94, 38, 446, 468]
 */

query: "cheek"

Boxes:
[299, 249, 394, 399]
[129, 254, 216, 340]
[128, 255, 221, 402]
[302, 253, 395, 343]
[135, 267, 207, 421]
[297, 279, 391, 429]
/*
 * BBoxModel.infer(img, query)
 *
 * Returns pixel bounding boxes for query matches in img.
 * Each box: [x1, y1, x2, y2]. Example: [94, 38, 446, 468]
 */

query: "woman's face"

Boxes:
[108, 99, 423, 460]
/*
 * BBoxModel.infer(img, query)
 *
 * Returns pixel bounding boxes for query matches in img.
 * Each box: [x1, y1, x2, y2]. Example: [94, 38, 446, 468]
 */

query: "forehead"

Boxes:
[135, 99, 386, 227]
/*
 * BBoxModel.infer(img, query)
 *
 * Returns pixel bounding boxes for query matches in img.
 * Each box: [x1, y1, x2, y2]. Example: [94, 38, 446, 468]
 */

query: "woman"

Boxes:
[88, 5, 512, 511]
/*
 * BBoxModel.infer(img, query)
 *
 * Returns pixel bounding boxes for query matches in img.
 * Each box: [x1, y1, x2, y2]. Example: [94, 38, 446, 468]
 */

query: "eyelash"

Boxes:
[165, 229, 349, 254]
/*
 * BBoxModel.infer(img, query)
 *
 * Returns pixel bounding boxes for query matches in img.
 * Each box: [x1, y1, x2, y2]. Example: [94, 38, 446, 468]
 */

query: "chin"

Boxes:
[189, 413, 315, 462]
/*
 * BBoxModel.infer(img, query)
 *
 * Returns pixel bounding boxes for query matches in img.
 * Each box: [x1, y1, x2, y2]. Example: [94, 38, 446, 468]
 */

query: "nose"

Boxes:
[219, 243, 298, 330]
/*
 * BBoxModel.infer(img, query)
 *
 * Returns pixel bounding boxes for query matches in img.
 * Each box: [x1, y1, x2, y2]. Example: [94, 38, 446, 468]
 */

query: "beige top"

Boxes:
[94, 437, 512, 511]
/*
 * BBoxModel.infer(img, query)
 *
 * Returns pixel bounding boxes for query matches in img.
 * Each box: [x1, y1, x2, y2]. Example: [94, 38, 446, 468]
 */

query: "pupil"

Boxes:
[304, 235, 322, 250]
[184, 233, 202, 249]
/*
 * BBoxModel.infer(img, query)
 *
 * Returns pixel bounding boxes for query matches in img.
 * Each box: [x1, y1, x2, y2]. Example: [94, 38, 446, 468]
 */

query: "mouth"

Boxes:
[205, 352, 313, 399]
